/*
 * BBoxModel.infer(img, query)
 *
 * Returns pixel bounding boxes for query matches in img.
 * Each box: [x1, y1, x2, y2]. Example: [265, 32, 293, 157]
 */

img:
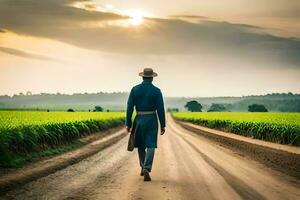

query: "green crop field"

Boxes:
[173, 112, 300, 146]
[0, 111, 125, 167]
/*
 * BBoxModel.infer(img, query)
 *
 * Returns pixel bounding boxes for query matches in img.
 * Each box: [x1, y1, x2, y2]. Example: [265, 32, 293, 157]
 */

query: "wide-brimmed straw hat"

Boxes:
[139, 68, 158, 77]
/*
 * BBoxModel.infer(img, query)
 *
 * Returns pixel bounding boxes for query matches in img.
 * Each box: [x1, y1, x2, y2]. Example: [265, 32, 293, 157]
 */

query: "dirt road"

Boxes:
[1, 116, 300, 200]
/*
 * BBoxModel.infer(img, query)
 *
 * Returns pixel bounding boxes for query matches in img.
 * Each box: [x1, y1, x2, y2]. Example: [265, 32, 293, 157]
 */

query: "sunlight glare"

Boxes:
[129, 12, 144, 26]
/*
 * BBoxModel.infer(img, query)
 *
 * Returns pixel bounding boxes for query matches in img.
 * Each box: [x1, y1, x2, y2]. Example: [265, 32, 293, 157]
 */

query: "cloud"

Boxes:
[168, 15, 208, 19]
[0, 0, 299, 68]
[167, 15, 209, 24]
[0, 46, 64, 62]
[0, 0, 124, 33]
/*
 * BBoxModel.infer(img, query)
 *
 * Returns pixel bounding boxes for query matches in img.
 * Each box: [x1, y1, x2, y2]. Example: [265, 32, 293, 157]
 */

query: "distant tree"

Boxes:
[93, 106, 103, 112]
[208, 104, 226, 112]
[67, 108, 75, 112]
[248, 104, 268, 112]
[47, 109, 50, 112]
[107, 109, 110, 112]
[88, 109, 91, 112]
[185, 101, 202, 112]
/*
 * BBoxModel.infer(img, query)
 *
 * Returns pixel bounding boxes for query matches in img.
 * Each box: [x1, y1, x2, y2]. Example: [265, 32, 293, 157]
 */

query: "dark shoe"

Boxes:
[143, 169, 151, 181]
[140, 169, 144, 176]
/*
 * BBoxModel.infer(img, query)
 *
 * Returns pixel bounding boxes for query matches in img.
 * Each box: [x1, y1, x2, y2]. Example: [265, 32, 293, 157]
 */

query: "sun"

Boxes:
[129, 12, 144, 26]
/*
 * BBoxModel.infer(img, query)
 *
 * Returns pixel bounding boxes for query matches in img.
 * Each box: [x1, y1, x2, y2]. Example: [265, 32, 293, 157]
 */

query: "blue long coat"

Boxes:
[126, 80, 166, 148]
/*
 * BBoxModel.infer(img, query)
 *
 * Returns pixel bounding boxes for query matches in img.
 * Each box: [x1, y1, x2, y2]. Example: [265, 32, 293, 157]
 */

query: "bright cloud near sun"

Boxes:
[106, 6, 147, 27]
[126, 11, 144, 26]
[72, 1, 146, 27]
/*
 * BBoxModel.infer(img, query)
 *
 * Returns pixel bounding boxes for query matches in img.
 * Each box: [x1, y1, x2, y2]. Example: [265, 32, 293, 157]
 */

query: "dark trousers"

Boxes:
[138, 147, 155, 172]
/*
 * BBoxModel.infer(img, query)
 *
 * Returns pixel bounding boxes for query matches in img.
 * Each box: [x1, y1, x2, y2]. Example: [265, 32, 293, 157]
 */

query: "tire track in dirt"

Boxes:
[173, 132, 266, 199]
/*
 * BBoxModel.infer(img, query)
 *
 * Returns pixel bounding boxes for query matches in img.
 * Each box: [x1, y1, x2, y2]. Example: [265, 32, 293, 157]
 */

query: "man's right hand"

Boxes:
[126, 126, 131, 133]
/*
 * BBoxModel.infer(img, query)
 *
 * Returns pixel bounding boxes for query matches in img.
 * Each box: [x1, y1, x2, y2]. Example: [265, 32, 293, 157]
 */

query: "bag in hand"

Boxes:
[127, 129, 135, 151]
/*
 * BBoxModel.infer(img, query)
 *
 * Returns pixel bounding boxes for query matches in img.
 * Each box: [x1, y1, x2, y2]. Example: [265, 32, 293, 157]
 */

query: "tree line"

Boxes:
[183, 101, 269, 112]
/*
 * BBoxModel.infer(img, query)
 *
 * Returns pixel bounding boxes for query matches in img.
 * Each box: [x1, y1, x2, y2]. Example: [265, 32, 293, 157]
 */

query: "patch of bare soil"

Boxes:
[178, 121, 300, 179]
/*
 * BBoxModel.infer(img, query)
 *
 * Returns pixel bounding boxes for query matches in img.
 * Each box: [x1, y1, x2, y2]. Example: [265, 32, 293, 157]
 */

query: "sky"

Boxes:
[0, 0, 300, 97]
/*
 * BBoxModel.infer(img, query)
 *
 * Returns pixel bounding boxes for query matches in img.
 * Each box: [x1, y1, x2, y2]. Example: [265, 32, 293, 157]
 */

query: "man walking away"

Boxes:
[126, 68, 166, 181]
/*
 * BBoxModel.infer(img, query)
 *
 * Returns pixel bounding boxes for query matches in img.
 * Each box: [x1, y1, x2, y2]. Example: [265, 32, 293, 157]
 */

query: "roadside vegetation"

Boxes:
[173, 112, 300, 146]
[0, 111, 125, 167]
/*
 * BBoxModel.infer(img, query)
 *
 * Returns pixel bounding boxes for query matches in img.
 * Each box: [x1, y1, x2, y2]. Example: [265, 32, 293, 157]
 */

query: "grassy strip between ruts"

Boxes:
[172, 112, 300, 146]
[0, 111, 125, 167]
